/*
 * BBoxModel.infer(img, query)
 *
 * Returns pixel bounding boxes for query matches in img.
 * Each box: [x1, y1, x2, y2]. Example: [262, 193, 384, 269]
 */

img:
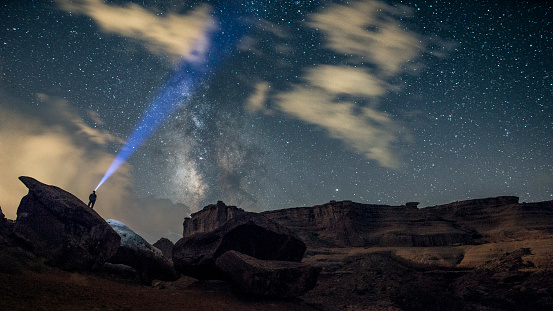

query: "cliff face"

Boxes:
[428, 196, 553, 242]
[183, 201, 248, 237]
[183, 196, 553, 249]
[262, 200, 473, 248]
[262, 196, 553, 248]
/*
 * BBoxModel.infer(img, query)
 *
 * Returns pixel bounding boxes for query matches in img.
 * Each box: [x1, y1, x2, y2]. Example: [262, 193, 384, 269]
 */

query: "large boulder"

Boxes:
[152, 237, 174, 260]
[173, 206, 306, 280]
[215, 250, 321, 297]
[13, 176, 120, 270]
[106, 219, 179, 285]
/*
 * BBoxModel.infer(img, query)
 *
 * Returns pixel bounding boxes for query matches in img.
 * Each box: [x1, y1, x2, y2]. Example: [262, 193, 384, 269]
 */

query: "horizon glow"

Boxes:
[95, 9, 247, 191]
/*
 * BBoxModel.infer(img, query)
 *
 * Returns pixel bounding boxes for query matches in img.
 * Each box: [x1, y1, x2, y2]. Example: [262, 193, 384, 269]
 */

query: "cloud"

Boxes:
[253, 0, 427, 168]
[307, 0, 422, 75]
[0, 92, 188, 243]
[305, 65, 391, 97]
[56, 0, 216, 62]
[277, 86, 400, 168]
[246, 81, 272, 114]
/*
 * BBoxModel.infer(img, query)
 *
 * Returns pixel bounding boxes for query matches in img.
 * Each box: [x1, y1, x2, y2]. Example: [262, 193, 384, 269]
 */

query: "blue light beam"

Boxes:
[95, 8, 247, 191]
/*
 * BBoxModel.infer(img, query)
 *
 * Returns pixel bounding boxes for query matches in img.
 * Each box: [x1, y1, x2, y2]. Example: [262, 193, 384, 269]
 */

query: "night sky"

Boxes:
[1, 0, 552, 242]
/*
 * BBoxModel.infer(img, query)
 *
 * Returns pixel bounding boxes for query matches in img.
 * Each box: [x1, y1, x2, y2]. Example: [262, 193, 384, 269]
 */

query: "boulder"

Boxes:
[0, 206, 12, 246]
[173, 208, 306, 280]
[152, 237, 174, 260]
[215, 250, 321, 297]
[106, 219, 179, 285]
[13, 176, 120, 270]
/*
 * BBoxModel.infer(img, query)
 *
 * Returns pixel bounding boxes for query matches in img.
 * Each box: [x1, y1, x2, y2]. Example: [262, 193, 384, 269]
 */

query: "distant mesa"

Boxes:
[262, 196, 552, 248]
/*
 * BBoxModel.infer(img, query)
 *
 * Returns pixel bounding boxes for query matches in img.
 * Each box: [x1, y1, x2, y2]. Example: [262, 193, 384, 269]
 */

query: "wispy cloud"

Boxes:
[277, 86, 400, 168]
[253, 0, 428, 168]
[56, 0, 216, 62]
[246, 81, 272, 115]
[307, 0, 422, 75]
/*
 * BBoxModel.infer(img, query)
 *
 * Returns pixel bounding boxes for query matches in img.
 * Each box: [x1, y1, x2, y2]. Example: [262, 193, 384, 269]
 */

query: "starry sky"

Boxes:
[1, 0, 552, 242]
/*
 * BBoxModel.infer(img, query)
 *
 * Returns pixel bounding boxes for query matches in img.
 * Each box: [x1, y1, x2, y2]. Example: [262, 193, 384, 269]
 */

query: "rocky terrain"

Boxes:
[1, 176, 553, 310]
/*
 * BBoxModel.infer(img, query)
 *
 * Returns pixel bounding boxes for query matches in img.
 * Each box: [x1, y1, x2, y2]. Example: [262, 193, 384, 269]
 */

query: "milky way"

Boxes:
[1, 0, 552, 241]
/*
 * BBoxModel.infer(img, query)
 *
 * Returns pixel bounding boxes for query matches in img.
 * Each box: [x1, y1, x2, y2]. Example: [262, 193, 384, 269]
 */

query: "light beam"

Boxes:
[95, 7, 247, 191]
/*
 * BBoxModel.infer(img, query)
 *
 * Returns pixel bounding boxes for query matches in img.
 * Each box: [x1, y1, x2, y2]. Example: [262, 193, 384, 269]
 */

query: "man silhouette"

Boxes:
[88, 191, 97, 209]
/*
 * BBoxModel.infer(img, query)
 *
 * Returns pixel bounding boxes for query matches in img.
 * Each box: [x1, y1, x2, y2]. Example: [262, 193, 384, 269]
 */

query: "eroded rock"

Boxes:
[107, 219, 179, 285]
[13, 176, 120, 270]
[153, 237, 174, 260]
[215, 250, 321, 297]
[173, 204, 306, 280]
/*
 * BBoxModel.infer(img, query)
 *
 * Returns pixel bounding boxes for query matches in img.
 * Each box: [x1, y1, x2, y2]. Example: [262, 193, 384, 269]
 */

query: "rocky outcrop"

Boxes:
[262, 200, 473, 248]
[262, 197, 553, 248]
[106, 219, 179, 285]
[173, 205, 306, 280]
[427, 196, 553, 242]
[182, 201, 247, 237]
[13, 176, 120, 270]
[216, 250, 321, 297]
[153, 237, 174, 260]
[0, 206, 14, 246]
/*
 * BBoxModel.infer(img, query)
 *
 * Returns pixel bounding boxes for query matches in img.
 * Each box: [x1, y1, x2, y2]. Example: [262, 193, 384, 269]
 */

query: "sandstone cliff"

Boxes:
[261, 196, 553, 248]
[182, 201, 247, 237]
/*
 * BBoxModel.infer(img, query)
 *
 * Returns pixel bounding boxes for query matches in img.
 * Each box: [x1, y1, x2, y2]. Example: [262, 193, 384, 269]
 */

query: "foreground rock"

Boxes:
[13, 176, 120, 270]
[106, 219, 179, 285]
[173, 202, 306, 280]
[216, 250, 321, 297]
[153, 237, 174, 260]
[0, 206, 14, 246]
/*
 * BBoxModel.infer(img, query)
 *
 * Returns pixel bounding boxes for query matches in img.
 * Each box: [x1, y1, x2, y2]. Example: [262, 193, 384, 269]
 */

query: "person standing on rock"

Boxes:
[88, 191, 97, 209]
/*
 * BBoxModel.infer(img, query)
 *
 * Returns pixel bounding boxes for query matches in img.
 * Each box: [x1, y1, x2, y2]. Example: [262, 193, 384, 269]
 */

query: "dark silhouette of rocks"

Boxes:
[2, 175, 553, 310]
[106, 219, 179, 285]
[12, 176, 120, 270]
[0, 205, 14, 246]
[153, 237, 174, 260]
[215, 250, 321, 297]
[173, 201, 306, 280]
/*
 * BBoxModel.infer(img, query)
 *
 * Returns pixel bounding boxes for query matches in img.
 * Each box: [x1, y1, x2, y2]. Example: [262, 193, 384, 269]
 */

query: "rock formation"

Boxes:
[13, 176, 120, 270]
[215, 250, 321, 297]
[173, 202, 306, 280]
[153, 237, 174, 260]
[426, 196, 553, 242]
[262, 200, 473, 248]
[262, 197, 553, 249]
[106, 219, 179, 285]
[182, 201, 247, 237]
[0, 206, 13, 246]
